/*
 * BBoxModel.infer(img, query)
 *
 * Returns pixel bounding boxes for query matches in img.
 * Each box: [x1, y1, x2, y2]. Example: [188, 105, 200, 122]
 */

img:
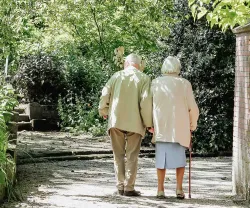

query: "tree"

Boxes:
[38, 0, 173, 63]
[188, 0, 250, 31]
[0, 0, 53, 72]
[163, 0, 235, 153]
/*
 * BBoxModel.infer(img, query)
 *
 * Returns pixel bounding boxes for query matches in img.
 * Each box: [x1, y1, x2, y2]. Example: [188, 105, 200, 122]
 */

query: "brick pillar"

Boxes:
[232, 23, 250, 201]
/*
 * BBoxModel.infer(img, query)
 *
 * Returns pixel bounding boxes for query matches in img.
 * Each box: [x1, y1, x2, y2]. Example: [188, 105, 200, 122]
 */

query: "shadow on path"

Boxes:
[3, 157, 247, 208]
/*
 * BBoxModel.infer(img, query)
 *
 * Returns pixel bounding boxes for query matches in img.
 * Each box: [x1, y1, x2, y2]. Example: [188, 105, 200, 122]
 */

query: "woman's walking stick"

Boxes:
[188, 132, 192, 199]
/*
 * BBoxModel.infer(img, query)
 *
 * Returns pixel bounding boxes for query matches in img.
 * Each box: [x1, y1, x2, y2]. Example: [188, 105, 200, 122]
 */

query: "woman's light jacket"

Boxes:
[151, 74, 199, 147]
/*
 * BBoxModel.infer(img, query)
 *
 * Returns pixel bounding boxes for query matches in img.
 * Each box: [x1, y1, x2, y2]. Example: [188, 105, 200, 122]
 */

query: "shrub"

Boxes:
[160, 1, 235, 153]
[0, 74, 18, 199]
[58, 93, 107, 136]
[13, 55, 67, 104]
[56, 54, 109, 136]
[64, 56, 108, 98]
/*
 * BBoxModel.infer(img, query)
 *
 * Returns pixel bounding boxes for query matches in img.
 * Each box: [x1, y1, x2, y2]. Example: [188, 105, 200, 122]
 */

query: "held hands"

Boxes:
[147, 127, 154, 133]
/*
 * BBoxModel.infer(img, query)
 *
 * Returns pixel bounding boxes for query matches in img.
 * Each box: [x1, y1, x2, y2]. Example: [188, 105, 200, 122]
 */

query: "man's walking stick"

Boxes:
[188, 132, 192, 199]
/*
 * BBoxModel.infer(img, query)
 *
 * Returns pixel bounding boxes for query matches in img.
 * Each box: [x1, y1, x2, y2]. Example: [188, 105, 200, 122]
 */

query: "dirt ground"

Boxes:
[1, 132, 249, 208]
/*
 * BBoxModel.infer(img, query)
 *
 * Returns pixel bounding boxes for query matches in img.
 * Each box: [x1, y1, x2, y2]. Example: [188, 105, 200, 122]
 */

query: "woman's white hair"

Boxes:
[125, 53, 142, 65]
[161, 56, 181, 75]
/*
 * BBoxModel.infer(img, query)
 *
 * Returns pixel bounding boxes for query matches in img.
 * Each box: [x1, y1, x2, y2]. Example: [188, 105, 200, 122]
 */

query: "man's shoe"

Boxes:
[113, 190, 124, 196]
[118, 190, 124, 196]
[124, 190, 141, 196]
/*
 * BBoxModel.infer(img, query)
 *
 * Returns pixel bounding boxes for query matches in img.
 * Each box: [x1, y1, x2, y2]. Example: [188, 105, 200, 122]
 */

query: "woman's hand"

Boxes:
[189, 131, 192, 151]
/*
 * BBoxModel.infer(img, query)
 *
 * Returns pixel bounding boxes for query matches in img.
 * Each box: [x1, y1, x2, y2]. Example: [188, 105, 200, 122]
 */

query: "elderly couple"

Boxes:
[98, 53, 199, 199]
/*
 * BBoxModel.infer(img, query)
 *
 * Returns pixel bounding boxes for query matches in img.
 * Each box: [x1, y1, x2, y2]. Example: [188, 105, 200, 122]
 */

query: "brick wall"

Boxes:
[232, 23, 250, 201]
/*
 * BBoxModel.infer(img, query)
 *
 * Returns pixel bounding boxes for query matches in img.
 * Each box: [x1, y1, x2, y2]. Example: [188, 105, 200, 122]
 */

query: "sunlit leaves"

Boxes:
[39, 0, 173, 62]
[197, 7, 208, 19]
[0, 0, 54, 71]
[188, 0, 250, 31]
[0, 0, 175, 72]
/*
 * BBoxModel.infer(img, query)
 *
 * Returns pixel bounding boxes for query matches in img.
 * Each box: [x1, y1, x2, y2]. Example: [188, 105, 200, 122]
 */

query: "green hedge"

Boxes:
[160, 1, 235, 153]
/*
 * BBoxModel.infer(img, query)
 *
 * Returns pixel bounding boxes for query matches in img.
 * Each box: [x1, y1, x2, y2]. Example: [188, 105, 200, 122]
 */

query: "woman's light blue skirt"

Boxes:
[155, 142, 187, 169]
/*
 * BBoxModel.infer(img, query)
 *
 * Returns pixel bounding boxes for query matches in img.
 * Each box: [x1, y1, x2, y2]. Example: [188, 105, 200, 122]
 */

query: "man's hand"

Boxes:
[147, 127, 154, 133]
[103, 115, 108, 120]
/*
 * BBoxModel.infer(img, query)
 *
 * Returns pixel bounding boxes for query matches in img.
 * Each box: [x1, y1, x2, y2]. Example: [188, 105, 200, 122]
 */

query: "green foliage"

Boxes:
[0, 77, 18, 133]
[56, 51, 108, 136]
[188, 0, 250, 31]
[162, 1, 235, 153]
[0, 0, 238, 154]
[0, 0, 53, 72]
[13, 55, 67, 104]
[58, 94, 106, 137]
[64, 56, 107, 98]
[0, 74, 18, 195]
[47, 0, 173, 62]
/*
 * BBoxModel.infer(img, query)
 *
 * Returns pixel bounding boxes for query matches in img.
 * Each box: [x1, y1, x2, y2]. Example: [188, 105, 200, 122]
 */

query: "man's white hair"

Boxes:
[161, 56, 181, 75]
[125, 53, 142, 65]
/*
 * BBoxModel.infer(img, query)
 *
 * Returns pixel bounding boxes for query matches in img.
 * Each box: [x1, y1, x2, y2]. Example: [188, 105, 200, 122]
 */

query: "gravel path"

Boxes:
[1, 131, 248, 207]
[3, 157, 248, 208]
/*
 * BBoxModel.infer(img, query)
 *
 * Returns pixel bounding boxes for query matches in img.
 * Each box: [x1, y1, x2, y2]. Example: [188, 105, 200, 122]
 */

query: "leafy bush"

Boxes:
[0, 75, 18, 196]
[13, 55, 67, 104]
[12, 50, 109, 136]
[64, 56, 107, 99]
[58, 93, 106, 136]
[56, 55, 108, 136]
[161, 1, 235, 153]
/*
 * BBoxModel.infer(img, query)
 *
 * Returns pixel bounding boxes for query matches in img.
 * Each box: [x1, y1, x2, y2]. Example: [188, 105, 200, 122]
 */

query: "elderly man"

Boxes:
[99, 53, 153, 196]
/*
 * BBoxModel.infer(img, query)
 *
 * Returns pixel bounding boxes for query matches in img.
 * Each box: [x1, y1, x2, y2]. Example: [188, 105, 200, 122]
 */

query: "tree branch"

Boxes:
[90, 5, 106, 60]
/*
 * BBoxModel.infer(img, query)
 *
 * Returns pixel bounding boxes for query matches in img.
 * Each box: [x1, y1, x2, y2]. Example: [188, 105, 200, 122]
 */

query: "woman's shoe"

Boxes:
[156, 191, 166, 199]
[176, 190, 185, 199]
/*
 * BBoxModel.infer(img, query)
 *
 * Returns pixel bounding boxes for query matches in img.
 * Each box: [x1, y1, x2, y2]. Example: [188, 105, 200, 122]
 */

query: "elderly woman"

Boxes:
[151, 56, 199, 199]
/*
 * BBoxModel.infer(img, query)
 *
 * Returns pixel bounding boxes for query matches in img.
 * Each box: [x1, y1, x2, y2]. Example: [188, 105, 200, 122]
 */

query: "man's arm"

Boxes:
[98, 77, 113, 117]
[140, 76, 153, 128]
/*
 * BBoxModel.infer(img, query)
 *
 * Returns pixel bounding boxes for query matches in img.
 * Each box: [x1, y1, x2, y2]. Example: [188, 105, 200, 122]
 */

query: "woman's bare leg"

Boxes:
[157, 168, 166, 192]
[176, 167, 185, 191]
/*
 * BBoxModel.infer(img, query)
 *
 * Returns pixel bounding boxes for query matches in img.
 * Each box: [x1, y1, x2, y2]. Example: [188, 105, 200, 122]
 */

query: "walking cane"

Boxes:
[188, 132, 192, 199]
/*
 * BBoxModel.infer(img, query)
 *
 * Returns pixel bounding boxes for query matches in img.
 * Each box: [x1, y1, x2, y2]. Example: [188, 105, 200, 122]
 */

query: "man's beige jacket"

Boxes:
[99, 66, 153, 137]
[151, 74, 199, 147]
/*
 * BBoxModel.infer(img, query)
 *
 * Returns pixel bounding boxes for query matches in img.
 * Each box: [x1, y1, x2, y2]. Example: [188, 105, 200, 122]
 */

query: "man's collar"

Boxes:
[124, 66, 138, 71]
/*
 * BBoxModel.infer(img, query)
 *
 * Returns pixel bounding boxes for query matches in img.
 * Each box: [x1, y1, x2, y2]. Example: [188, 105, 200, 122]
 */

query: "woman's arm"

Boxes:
[187, 82, 199, 131]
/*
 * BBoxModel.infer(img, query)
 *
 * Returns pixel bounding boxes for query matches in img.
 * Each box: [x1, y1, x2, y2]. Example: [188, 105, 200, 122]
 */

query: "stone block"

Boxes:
[25, 102, 42, 120]
[13, 107, 25, 114]
[18, 114, 30, 122]
[18, 122, 32, 131]
[8, 133, 17, 145]
[32, 119, 60, 131]
[41, 105, 59, 120]
[10, 111, 19, 122]
[7, 122, 18, 134]
[31, 119, 46, 131]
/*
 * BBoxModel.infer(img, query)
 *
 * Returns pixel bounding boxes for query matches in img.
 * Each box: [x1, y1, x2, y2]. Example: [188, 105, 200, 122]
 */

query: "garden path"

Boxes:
[2, 131, 248, 208]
